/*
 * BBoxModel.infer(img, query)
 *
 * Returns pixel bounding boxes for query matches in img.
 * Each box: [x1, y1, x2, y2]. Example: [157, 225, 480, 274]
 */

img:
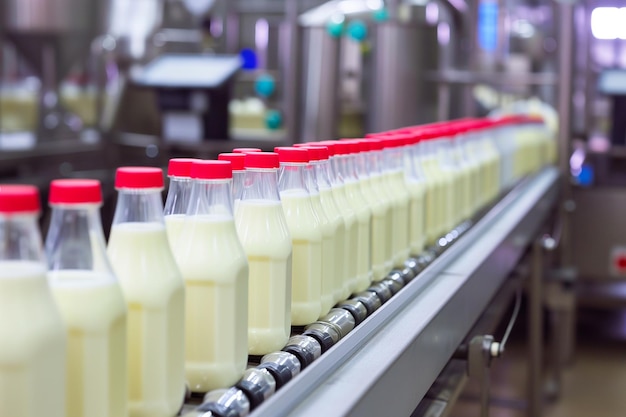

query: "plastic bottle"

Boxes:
[164, 158, 198, 249]
[107, 167, 186, 415]
[381, 137, 411, 267]
[235, 152, 292, 355]
[302, 145, 347, 304]
[172, 160, 249, 391]
[318, 141, 357, 300]
[0, 185, 66, 417]
[365, 138, 394, 272]
[404, 136, 427, 255]
[295, 146, 336, 317]
[45, 179, 128, 417]
[336, 140, 372, 292]
[218, 152, 246, 209]
[275, 147, 323, 325]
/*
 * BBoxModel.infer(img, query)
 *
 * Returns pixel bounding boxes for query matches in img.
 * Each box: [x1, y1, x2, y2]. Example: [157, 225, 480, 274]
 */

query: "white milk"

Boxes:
[369, 167, 394, 272]
[107, 223, 185, 414]
[0, 261, 66, 417]
[310, 192, 336, 317]
[360, 173, 390, 280]
[406, 179, 426, 255]
[235, 200, 292, 355]
[319, 187, 346, 303]
[331, 183, 358, 299]
[280, 190, 323, 325]
[172, 215, 248, 391]
[48, 270, 128, 417]
[343, 179, 372, 292]
[165, 214, 185, 249]
[387, 169, 411, 267]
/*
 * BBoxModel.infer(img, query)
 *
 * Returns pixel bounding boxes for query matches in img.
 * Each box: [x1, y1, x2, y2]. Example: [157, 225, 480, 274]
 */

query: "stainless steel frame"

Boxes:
[249, 167, 559, 417]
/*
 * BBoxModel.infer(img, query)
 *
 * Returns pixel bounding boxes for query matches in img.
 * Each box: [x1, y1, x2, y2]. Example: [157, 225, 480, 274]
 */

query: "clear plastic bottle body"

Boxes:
[434, 138, 459, 231]
[357, 147, 391, 280]
[303, 162, 335, 317]
[278, 161, 323, 325]
[405, 143, 427, 255]
[235, 168, 292, 355]
[108, 185, 186, 413]
[232, 170, 245, 210]
[312, 158, 346, 304]
[383, 145, 410, 267]
[366, 144, 394, 276]
[339, 151, 372, 292]
[416, 140, 443, 244]
[172, 175, 249, 391]
[164, 176, 192, 249]
[46, 201, 128, 417]
[329, 154, 358, 299]
[0, 207, 66, 417]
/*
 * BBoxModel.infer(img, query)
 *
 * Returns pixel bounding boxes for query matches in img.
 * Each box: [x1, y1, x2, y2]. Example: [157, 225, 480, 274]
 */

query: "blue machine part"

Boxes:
[347, 20, 368, 42]
[265, 109, 282, 130]
[478, 1, 498, 52]
[372, 7, 389, 22]
[254, 74, 276, 98]
[326, 20, 344, 38]
[576, 164, 594, 187]
[240, 48, 257, 70]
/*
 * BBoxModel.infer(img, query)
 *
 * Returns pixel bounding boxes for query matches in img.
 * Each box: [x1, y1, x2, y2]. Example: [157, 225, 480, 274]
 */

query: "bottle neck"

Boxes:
[340, 154, 359, 183]
[367, 150, 382, 176]
[188, 179, 234, 217]
[278, 162, 308, 194]
[312, 160, 332, 190]
[330, 155, 346, 186]
[241, 168, 281, 202]
[303, 163, 320, 195]
[0, 214, 44, 263]
[45, 204, 113, 273]
[164, 176, 192, 216]
[113, 189, 164, 226]
[353, 153, 369, 180]
[232, 170, 245, 202]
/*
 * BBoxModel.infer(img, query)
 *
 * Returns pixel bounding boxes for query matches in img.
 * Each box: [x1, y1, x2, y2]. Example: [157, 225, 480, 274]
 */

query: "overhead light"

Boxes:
[590, 7, 626, 40]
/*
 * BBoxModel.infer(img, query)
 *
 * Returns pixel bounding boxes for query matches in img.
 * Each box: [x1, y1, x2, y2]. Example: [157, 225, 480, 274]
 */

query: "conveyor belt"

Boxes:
[250, 166, 559, 417]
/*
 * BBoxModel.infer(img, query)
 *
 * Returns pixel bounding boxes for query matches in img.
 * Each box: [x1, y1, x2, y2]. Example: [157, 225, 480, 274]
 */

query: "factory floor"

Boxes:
[449, 307, 626, 417]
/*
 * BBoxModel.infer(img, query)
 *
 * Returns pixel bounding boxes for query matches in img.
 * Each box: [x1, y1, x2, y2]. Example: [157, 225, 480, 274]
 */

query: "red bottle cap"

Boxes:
[0, 185, 40, 214]
[315, 141, 338, 156]
[115, 167, 164, 189]
[49, 179, 102, 205]
[168, 158, 199, 178]
[233, 147, 262, 154]
[340, 139, 362, 154]
[190, 160, 232, 180]
[296, 145, 327, 161]
[218, 153, 245, 171]
[274, 147, 310, 163]
[244, 152, 280, 169]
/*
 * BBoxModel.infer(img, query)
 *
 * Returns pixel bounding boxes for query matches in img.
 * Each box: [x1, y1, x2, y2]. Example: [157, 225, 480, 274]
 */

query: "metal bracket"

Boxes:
[454, 334, 502, 417]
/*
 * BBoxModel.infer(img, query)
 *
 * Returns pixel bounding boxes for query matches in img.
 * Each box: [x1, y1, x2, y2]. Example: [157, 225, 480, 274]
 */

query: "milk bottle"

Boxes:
[304, 145, 347, 304]
[164, 158, 197, 249]
[318, 141, 357, 300]
[417, 131, 447, 242]
[294, 146, 336, 316]
[347, 139, 390, 282]
[218, 152, 246, 208]
[336, 140, 372, 292]
[235, 152, 292, 355]
[365, 138, 394, 272]
[404, 137, 427, 255]
[452, 123, 481, 219]
[45, 179, 128, 417]
[171, 160, 249, 391]
[275, 147, 323, 325]
[0, 185, 66, 417]
[107, 167, 186, 414]
[381, 137, 411, 267]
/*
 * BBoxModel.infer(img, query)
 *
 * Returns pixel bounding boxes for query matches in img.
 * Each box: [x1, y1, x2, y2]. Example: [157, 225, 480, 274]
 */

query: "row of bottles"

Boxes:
[0, 115, 555, 417]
